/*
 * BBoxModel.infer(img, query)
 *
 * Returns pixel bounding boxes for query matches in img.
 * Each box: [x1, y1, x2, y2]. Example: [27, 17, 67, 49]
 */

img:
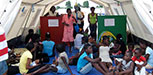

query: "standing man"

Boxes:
[88, 7, 97, 40]
[0, 26, 8, 75]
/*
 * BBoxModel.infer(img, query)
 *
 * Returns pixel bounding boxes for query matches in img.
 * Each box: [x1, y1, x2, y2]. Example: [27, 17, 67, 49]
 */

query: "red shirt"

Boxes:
[0, 26, 8, 62]
[132, 56, 146, 62]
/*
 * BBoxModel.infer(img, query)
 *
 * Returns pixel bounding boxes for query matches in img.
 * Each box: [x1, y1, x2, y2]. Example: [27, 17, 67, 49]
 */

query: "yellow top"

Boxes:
[89, 13, 97, 24]
[19, 50, 32, 74]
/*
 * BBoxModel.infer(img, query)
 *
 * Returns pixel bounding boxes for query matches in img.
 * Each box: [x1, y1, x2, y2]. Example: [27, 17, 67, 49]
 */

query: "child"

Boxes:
[126, 43, 135, 53]
[69, 36, 88, 65]
[90, 36, 113, 68]
[99, 36, 112, 68]
[19, 42, 46, 74]
[110, 40, 123, 58]
[74, 30, 84, 49]
[25, 29, 34, 44]
[77, 44, 111, 75]
[25, 44, 75, 75]
[42, 32, 55, 57]
[145, 43, 153, 74]
[116, 34, 127, 55]
[50, 44, 74, 75]
[115, 51, 135, 75]
[132, 48, 147, 75]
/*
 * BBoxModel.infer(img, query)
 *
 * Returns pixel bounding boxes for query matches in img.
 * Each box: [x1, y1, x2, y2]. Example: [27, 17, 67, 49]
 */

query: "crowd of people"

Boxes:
[1, 5, 153, 75]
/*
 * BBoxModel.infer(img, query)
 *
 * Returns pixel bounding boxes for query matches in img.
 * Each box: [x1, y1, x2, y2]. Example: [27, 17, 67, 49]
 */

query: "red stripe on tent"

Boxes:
[0, 47, 8, 56]
[0, 33, 6, 42]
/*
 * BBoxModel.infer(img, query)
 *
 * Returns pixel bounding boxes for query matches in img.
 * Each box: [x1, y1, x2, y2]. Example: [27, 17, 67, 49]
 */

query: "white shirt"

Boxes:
[74, 34, 84, 49]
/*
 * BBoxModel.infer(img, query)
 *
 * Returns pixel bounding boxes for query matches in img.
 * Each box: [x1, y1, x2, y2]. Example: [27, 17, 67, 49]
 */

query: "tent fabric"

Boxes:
[43, 0, 64, 15]
[1, 0, 153, 43]
[7, 4, 45, 40]
[132, 0, 153, 35]
[0, 0, 22, 35]
[22, 0, 56, 5]
[6, 0, 64, 40]
[121, 1, 153, 43]
[99, 0, 153, 43]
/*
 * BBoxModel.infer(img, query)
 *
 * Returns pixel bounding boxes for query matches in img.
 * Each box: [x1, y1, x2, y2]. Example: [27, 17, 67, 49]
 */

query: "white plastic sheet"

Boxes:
[0, 0, 22, 35]
[132, 0, 153, 35]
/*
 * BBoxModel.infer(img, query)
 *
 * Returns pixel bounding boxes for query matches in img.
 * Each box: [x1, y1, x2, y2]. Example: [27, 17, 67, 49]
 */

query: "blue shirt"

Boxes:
[77, 52, 92, 71]
[42, 40, 55, 56]
[145, 46, 153, 67]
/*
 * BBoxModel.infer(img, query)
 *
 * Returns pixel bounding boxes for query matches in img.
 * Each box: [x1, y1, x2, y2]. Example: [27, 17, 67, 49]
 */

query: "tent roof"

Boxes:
[22, 0, 131, 4]
[2, 0, 153, 43]
[22, 0, 56, 5]
[99, 0, 131, 3]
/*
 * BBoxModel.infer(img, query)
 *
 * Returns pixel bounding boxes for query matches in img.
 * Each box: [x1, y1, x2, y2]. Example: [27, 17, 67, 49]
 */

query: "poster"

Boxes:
[48, 19, 59, 27]
[98, 16, 126, 43]
[104, 19, 115, 26]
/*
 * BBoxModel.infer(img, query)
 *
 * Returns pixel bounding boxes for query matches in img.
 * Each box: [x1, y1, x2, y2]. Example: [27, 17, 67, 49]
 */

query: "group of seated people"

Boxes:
[6, 28, 153, 75]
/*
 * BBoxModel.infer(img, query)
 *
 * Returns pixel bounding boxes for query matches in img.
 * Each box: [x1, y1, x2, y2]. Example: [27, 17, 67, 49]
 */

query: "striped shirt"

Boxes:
[0, 26, 8, 62]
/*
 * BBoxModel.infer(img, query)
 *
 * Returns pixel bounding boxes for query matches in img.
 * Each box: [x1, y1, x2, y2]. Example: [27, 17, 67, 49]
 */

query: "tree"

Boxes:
[56, 6, 60, 10]
[83, 1, 89, 8]
[78, 3, 82, 7]
[65, 1, 72, 8]
[96, 5, 103, 8]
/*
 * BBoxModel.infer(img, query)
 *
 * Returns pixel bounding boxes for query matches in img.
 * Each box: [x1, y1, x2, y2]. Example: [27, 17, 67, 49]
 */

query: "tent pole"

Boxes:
[21, 5, 32, 35]
[21, 0, 43, 36]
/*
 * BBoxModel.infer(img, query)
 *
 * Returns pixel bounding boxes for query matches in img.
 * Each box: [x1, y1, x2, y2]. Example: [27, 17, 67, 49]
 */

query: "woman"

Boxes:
[62, 8, 77, 53]
[88, 7, 97, 40]
[44, 6, 59, 16]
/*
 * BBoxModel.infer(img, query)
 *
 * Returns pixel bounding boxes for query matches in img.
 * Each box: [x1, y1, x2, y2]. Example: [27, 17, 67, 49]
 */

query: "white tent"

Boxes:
[0, 0, 153, 43]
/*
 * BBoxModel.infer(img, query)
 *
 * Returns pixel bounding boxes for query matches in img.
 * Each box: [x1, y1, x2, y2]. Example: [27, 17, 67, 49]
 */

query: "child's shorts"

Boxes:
[0, 60, 8, 75]
[79, 63, 93, 74]
[57, 66, 68, 73]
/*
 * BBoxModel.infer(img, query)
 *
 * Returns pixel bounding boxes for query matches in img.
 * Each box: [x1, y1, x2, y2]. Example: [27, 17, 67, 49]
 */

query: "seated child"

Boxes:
[77, 44, 111, 75]
[115, 51, 135, 75]
[116, 34, 127, 55]
[126, 43, 135, 53]
[90, 36, 113, 69]
[25, 44, 75, 75]
[74, 30, 84, 49]
[19, 42, 46, 75]
[145, 43, 153, 74]
[42, 32, 55, 57]
[99, 36, 112, 68]
[110, 40, 123, 58]
[69, 36, 88, 65]
[50, 44, 74, 75]
[132, 48, 147, 75]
